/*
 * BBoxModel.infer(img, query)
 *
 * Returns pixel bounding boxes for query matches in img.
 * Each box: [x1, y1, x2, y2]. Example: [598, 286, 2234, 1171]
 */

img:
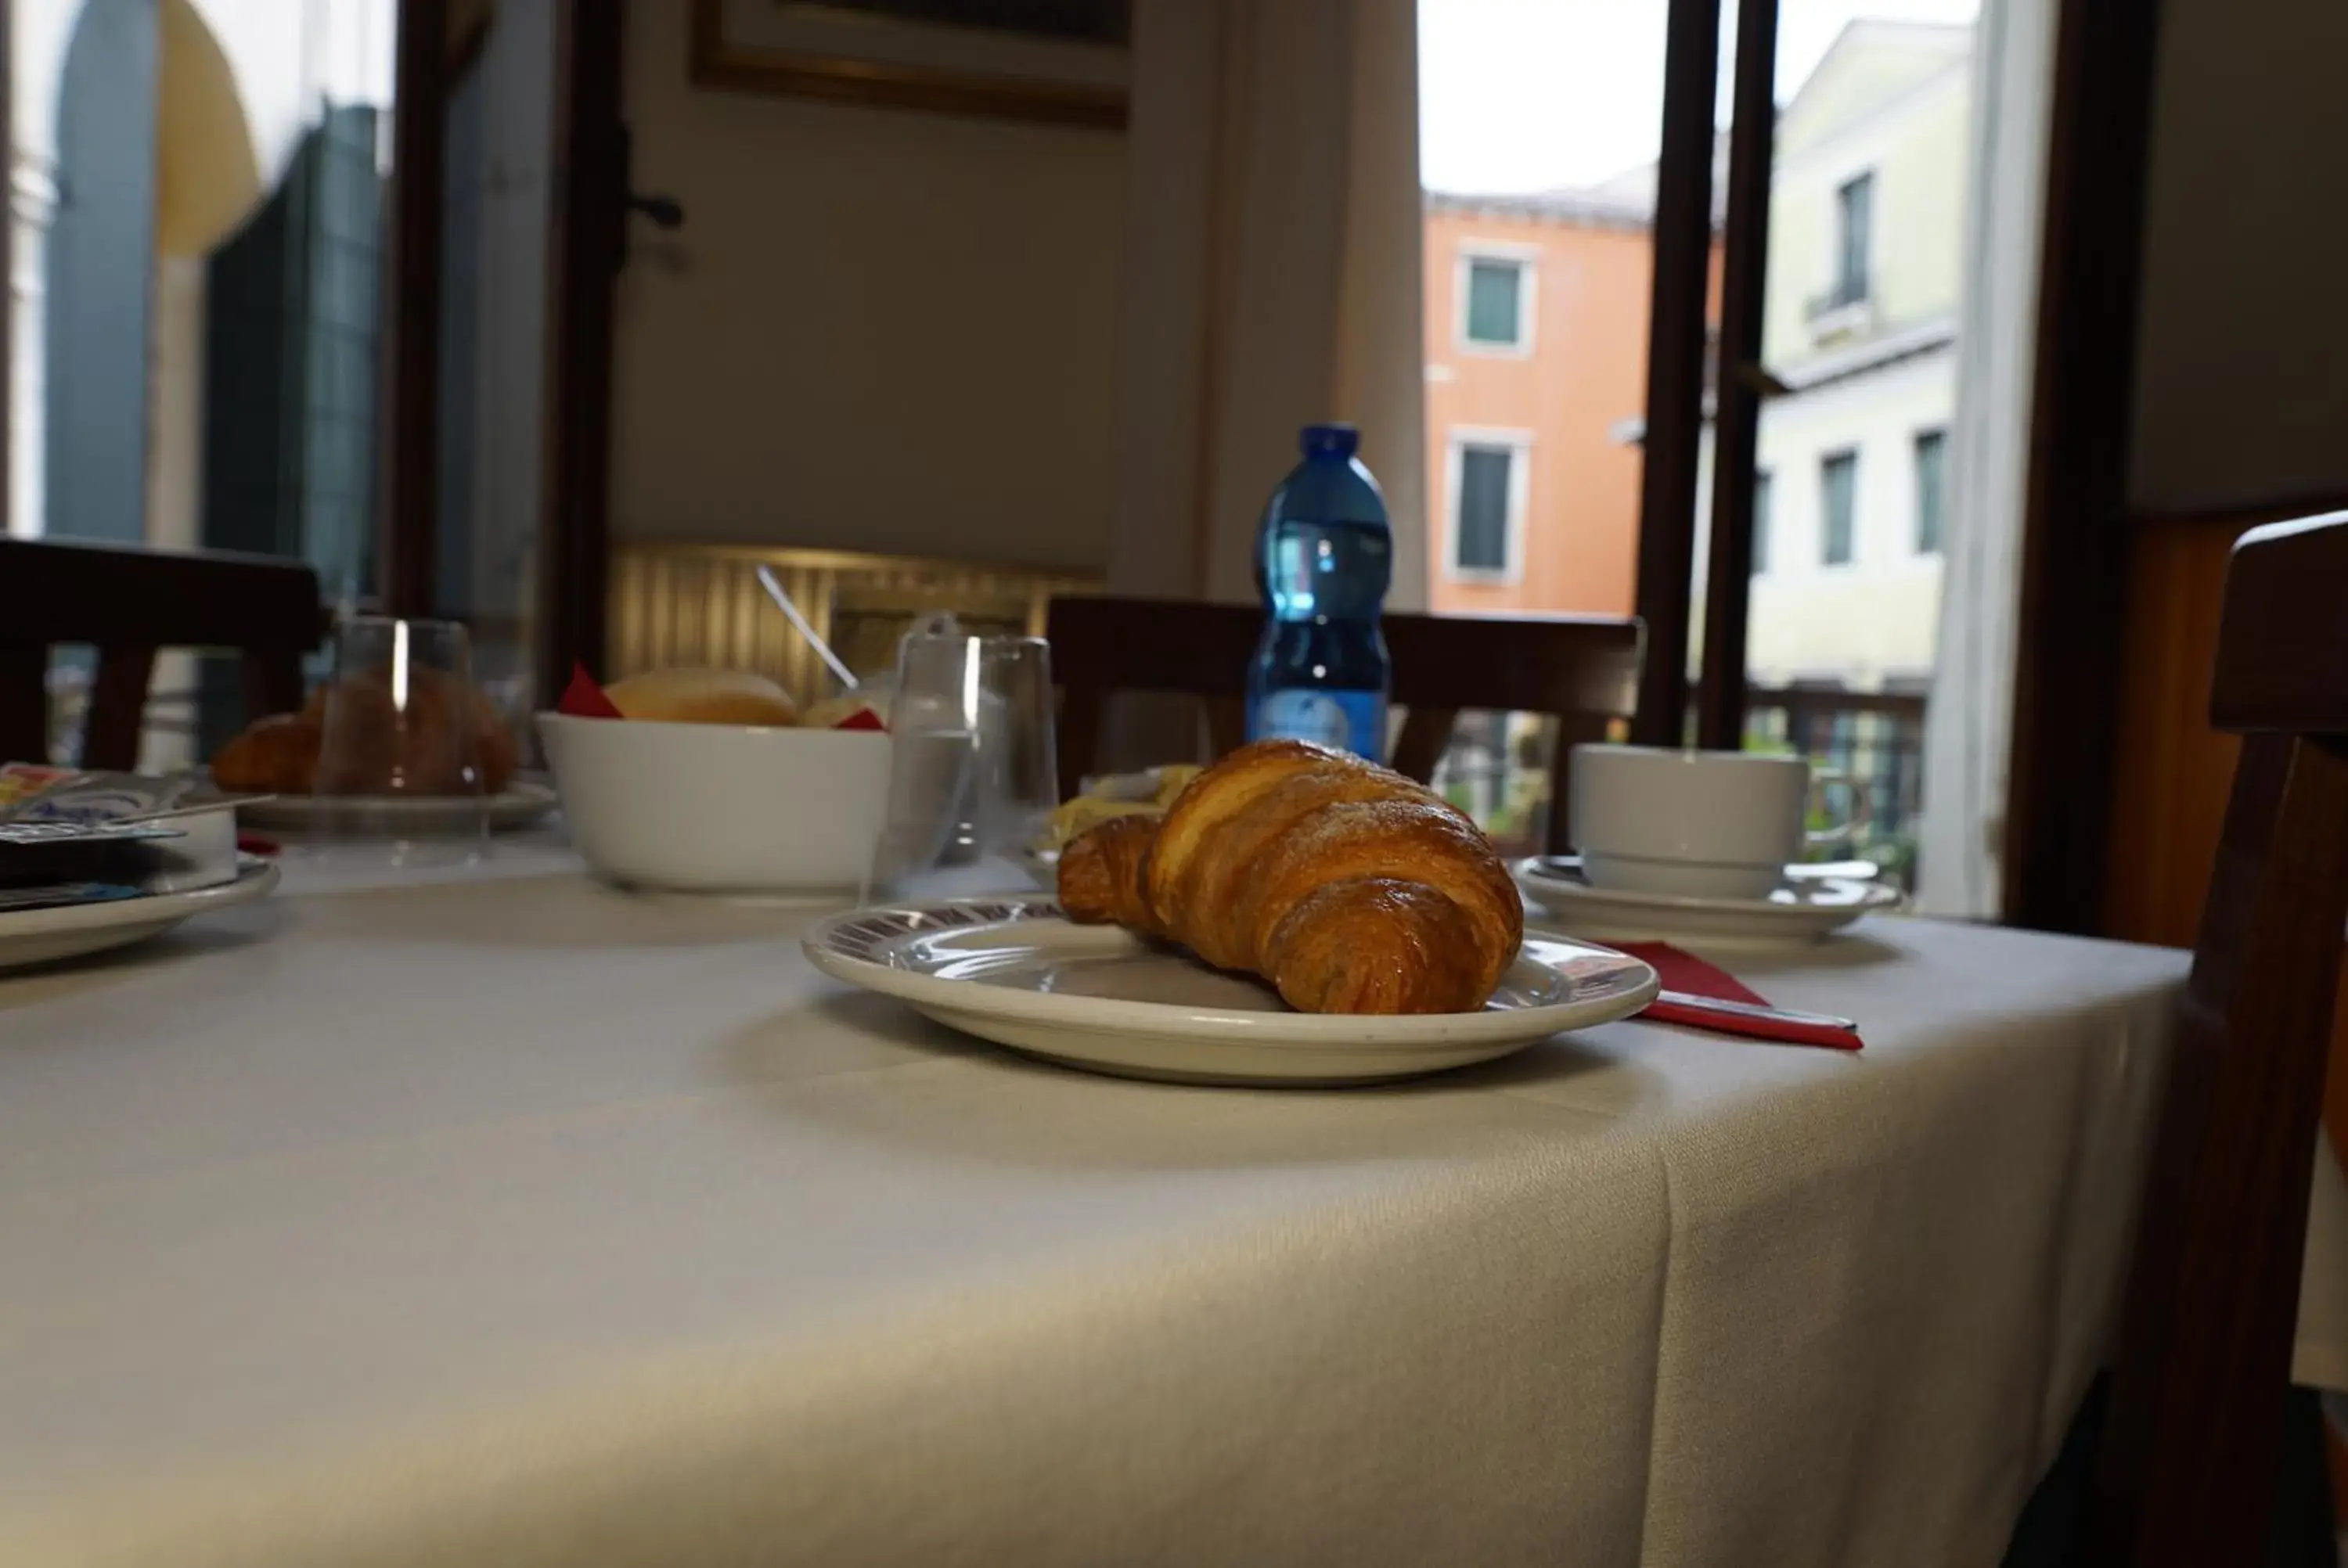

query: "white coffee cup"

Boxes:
[1568, 744, 1818, 900]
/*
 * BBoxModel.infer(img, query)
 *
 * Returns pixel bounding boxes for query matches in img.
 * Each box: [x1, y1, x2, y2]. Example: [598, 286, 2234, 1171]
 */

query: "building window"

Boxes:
[1832, 172, 1873, 307]
[1913, 428, 1946, 553]
[1752, 471, 1773, 575]
[1460, 255, 1530, 350]
[1820, 450, 1858, 566]
[1449, 433, 1529, 579]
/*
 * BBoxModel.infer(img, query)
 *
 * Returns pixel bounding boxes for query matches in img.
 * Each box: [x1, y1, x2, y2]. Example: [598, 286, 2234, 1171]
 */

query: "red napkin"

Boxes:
[833, 706, 886, 732]
[1615, 940, 1864, 1052]
[236, 832, 281, 858]
[557, 662, 624, 719]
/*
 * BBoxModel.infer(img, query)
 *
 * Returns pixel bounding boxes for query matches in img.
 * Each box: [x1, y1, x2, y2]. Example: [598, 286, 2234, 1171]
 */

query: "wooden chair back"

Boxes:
[2091, 512, 2348, 1566]
[0, 538, 326, 770]
[1046, 596, 1643, 851]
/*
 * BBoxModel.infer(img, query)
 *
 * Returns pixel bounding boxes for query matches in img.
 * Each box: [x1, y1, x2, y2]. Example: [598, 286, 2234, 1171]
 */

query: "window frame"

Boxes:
[1832, 171, 1875, 307]
[1453, 240, 1540, 358]
[1444, 426, 1535, 584]
[1819, 448, 1860, 568]
[1912, 427, 1947, 555]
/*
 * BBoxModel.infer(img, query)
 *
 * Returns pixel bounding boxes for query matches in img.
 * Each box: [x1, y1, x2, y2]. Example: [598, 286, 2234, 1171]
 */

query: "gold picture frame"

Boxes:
[690, 0, 1129, 130]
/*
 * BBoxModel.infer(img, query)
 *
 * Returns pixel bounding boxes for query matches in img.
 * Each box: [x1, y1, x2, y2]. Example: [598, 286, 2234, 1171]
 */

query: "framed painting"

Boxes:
[690, 0, 1131, 129]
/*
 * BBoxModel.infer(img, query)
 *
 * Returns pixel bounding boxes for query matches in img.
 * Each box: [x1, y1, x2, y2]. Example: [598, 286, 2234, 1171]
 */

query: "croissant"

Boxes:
[1057, 739, 1524, 1015]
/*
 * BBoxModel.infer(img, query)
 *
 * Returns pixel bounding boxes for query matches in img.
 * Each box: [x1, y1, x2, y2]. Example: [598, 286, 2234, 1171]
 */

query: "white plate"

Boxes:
[231, 782, 557, 836]
[805, 897, 1659, 1086]
[1513, 856, 1902, 948]
[0, 858, 280, 971]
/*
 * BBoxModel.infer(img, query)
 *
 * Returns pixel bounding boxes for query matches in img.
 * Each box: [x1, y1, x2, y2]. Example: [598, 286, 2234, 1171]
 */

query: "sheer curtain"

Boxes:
[1109, 0, 1427, 613]
[1914, 0, 2060, 918]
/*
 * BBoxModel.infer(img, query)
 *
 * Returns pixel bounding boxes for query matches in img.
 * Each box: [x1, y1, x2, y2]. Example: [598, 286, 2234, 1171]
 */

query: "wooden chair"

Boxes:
[2089, 512, 2348, 1566]
[1046, 596, 1643, 851]
[0, 538, 326, 770]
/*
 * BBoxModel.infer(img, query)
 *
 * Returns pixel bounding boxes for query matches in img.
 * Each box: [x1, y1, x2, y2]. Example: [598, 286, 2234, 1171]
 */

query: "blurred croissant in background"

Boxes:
[211, 667, 519, 797]
[1057, 739, 1522, 1015]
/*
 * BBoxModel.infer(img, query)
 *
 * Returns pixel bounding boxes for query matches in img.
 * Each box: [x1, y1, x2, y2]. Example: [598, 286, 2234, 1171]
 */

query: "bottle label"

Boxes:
[1250, 688, 1387, 763]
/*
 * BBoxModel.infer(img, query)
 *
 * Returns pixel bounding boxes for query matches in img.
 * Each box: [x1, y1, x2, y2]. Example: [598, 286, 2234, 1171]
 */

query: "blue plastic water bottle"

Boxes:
[1244, 423, 1393, 761]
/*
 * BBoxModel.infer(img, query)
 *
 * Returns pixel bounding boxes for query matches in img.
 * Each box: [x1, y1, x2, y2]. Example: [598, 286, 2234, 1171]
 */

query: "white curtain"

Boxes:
[1110, 0, 1427, 611]
[1914, 0, 2059, 918]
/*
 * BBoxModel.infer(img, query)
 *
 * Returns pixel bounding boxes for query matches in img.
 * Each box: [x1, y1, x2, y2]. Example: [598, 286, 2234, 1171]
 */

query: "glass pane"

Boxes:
[13, 0, 402, 764]
[1457, 446, 1512, 571]
[1820, 451, 1856, 565]
[435, 1, 559, 733]
[1417, 0, 1684, 836]
[1836, 172, 1873, 301]
[1738, 2, 1980, 892]
[1752, 472, 1772, 575]
[1464, 259, 1522, 345]
[1914, 429, 1946, 552]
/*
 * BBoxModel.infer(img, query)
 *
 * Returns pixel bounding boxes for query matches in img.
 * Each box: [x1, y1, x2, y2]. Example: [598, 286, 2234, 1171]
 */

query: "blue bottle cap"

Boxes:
[1299, 423, 1359, 459]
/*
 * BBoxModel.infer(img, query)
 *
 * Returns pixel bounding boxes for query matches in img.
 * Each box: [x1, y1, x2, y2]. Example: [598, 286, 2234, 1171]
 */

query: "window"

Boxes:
[1449, 435, 1528, 579]
[1461, 256, 1529, 350]
[1913, 429, 1946, 553]
[1751, 472, 1773, 575]
[1820, 451, 1858, 565]
[1833, 173, 1873, 307]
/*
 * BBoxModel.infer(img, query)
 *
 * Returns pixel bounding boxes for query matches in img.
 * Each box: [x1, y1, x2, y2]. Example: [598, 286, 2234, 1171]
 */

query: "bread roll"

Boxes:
[1058, 739, 1522, 1015]
[603, 668, 799, 727]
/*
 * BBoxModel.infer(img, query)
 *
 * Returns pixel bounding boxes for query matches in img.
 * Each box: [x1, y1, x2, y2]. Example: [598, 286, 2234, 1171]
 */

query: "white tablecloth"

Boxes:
[0, 859, 2197, 1566]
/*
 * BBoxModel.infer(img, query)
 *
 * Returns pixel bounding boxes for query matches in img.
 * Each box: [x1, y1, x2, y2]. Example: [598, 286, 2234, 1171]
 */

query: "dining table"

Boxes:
[0, 836, 2335, 1567]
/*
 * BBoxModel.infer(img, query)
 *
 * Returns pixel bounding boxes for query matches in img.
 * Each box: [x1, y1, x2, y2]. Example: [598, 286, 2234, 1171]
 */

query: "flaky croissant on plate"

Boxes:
[1057, 739, 1524, 1015]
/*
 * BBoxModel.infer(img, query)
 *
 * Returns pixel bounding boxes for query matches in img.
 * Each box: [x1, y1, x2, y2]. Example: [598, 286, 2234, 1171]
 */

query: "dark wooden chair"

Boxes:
[2088, 512, 2348, 1566]
[1046, 595, 1643, 851]
[0, 538, 327, 770]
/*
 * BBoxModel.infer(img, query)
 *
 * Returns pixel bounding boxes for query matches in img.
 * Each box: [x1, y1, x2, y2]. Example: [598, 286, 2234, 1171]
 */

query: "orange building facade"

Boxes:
[1421, 192, 1668, 618]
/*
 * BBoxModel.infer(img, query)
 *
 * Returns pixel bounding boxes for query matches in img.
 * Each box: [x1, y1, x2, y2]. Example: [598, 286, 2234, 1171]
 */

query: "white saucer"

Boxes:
[805, 897, 1658, 1086]
[1513, 856, 1901, 948]
[231, 782, 557, 836]
[0, 858, 280, 971]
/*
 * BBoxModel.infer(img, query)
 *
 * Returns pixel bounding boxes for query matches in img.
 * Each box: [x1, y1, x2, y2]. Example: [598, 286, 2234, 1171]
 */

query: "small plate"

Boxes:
[230, 782, 558, 836]
[1514, 857, 1901, 948]
[805, 897, 1658, 1086]
[0, 857, 280, 971]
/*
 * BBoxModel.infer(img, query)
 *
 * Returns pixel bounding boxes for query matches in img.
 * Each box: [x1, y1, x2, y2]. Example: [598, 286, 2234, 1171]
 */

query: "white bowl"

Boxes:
[538, 712, 891, 894]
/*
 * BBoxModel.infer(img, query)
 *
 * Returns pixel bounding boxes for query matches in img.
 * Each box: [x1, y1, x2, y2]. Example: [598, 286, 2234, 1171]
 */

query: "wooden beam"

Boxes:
[539, 0, 625, 700]
[2000, 0, 2166, 931]
[1629, 0, 1723, 746]
[1694, 0, 1781, 752]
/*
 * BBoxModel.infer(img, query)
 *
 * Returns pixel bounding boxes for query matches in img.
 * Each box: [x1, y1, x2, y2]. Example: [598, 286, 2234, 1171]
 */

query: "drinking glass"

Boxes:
[308, 616, 491, 854]
[865, 619, 1057, 901]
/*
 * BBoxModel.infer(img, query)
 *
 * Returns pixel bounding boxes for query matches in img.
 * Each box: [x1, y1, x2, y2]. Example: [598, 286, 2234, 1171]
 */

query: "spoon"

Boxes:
[754, 565, 859, 692]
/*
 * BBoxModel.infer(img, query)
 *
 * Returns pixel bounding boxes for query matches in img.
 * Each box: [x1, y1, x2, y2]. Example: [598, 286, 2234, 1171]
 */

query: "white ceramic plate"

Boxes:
[230, 782, 557, 836]
[1513, 856, 1901, 948]
[805, 897, 1659, 1086]
[0, 857, 280, 971]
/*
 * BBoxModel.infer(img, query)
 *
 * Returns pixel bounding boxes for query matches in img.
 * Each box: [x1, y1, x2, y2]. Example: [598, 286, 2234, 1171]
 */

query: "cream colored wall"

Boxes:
[2127, 0, 2348, 512]
[608, 2, 1126, 570]
[1747, 351, 1951, 685]
[1762, 59, 1968, 368]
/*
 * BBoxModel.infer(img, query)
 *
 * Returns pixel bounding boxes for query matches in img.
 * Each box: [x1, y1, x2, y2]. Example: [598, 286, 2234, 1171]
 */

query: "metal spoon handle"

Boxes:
[754, 565, 859, 691]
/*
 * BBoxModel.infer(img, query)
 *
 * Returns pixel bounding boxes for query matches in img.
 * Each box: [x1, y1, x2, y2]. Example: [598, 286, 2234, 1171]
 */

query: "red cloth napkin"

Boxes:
[833, 706, 886, 732]
[557, 662, 624, 719]
[1615, 940, 1864, 1052]
[236, 832, 280, 858]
